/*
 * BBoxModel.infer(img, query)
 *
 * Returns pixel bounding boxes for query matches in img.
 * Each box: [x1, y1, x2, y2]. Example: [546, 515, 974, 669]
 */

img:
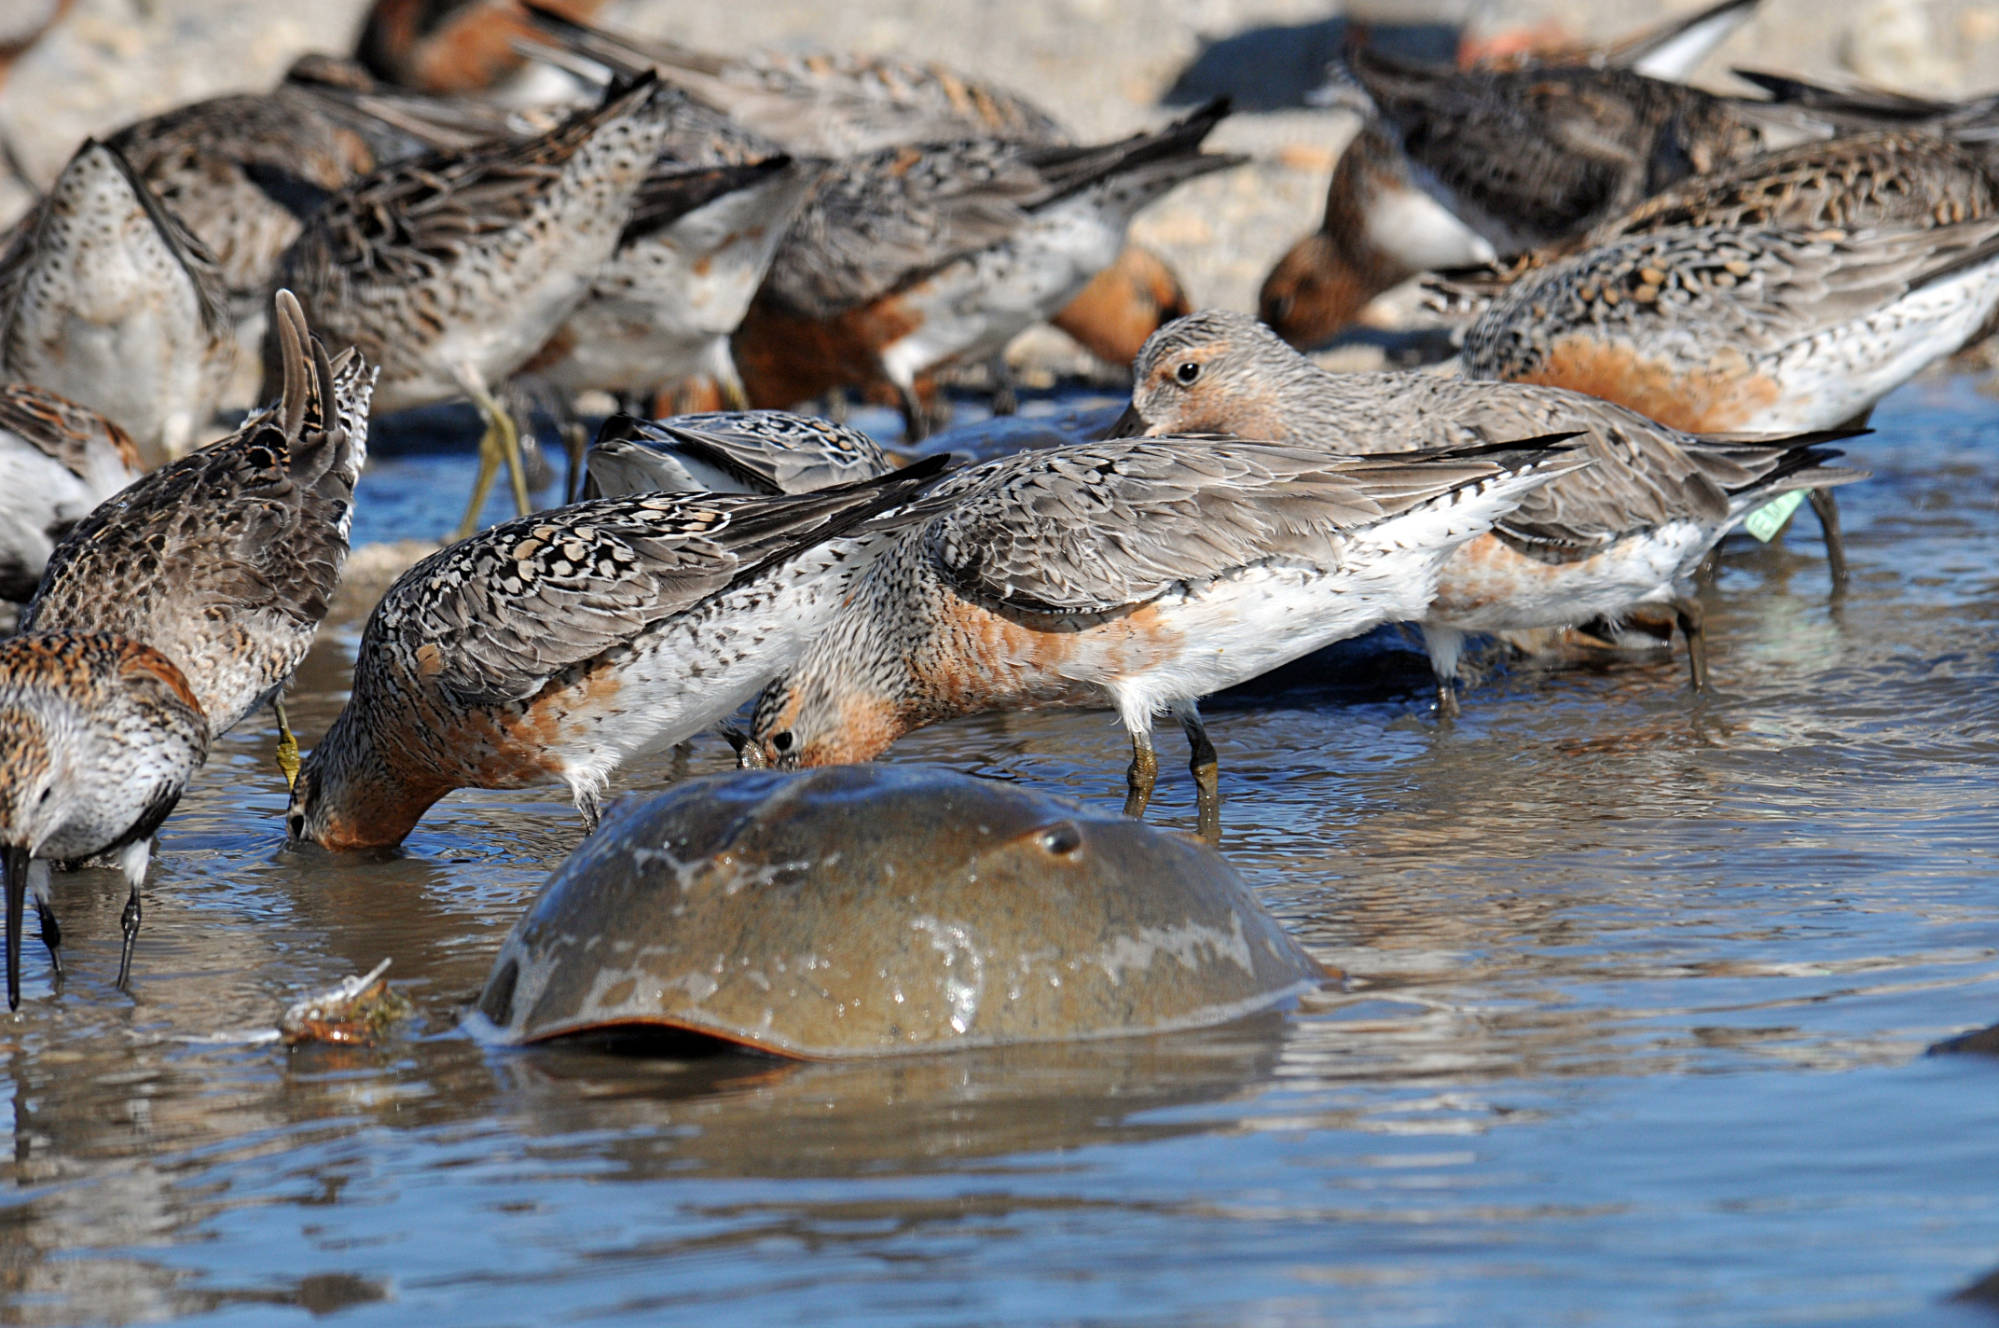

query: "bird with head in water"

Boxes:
[0, 632, 209, 1010]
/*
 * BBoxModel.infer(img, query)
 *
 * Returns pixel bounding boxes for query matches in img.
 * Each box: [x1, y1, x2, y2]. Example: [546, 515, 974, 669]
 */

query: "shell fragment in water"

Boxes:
[280, 959, 413, 1047]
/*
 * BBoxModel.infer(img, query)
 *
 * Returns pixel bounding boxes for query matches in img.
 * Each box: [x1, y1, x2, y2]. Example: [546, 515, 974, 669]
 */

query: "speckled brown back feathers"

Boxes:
[761, 100, 1230, 321]
[0, 385, 145, 603]
[22, 291, 376, 738]
[1460, 218, 1999, 390]
[0, 139, 239, 462]
[518, 4, 1065, 154]
[270, 73, 671, 406]
[0, 384, 142, 480]
[286, 83, 653, 289]
[106, 88, 379, 310]
[0, 633, 204, 729]
[361, 455, 945, 709]
[1430, 131, 1999, 312]
[1345, 48, 1778, 247]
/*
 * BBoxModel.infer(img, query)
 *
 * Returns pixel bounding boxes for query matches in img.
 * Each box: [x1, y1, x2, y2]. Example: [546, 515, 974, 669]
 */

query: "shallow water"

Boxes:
[5, 377, 1999, 1326]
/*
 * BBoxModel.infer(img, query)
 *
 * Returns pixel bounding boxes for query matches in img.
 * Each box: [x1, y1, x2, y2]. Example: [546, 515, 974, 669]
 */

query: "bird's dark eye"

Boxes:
[1175, 361, 1201, 385]
[771, 731, 793, 753]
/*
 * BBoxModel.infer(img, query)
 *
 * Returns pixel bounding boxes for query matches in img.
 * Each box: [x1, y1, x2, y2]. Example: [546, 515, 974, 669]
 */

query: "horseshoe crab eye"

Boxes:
[1037, 821, 1083, 857]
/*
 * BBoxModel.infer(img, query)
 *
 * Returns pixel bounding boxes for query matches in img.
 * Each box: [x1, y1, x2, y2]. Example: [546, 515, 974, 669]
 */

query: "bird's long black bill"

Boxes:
[1102, 403, 1147, 439]
[4, 843, 27, 1011]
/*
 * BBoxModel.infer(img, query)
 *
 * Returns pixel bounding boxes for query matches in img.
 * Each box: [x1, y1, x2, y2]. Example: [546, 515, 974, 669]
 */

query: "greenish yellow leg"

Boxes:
[492, 402, 531, 519]
[1180, 710, 1221, 845]
[451, 366, 534, 539]
[451, 425, 503, 542]
[1673, 595, 1710, 692]
[1809, 488, 1848, 591]
[273, 696, 301, 791]
[1123, 729, 1158, 819]
[718, 367, 750, 413]
[562, 421, 589, 505]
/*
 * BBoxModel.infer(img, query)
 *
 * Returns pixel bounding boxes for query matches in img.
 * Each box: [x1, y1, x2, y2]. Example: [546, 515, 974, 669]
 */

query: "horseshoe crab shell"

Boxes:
[475, 765, 1323, 1058]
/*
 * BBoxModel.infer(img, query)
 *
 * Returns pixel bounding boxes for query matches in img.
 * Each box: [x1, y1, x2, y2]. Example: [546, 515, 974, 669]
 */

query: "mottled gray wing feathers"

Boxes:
[622, 156, 796, 245]
[1426, 131, 1999, 316]
[927, 439, 1569, 614]
[764, 101, 1229, 317]
[518, 3, 1066, 152]
[1496, 426, 1867, 552]
[761, 139, 1049, 317]
[659, 413, 890, 491]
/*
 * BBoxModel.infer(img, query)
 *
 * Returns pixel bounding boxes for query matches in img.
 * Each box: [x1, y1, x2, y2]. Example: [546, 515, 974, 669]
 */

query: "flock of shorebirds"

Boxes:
[0, 0, 1993, 1013]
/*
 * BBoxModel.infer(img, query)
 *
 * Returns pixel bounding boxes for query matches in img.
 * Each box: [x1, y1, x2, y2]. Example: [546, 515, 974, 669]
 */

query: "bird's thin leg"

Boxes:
[1809, 488, 1848, 593]
[114, 837, 153, 991]
[34, 902, 61, 981]
[714, 346, 751, 413]
[987, 355, 1019, 417]
[26, 860, 61, 982]
[1421, 624, 1465, 720]
[1123, 728, 1158, 819]
[116, 885, 142, 991]
[1818, 405, 1870, 597]
[562, 419, 589, 505]
[273, 695, 301, 792]
[577, 788, 602, 835]
[1178, 704, 1221, 845]
[1672, 594, 1710, 692]
[453, 429, 503, 541]
[891, 373, 932, 443]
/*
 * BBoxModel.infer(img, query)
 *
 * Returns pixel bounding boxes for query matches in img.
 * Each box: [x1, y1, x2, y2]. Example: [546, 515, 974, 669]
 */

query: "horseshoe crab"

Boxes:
[475, 765, 1323, 1058]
